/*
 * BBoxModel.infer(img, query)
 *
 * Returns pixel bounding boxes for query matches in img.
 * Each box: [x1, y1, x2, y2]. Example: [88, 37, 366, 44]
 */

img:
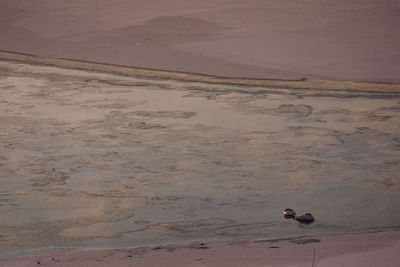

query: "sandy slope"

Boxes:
[1, 0, 399, 82]
[1, 231, 400, 267]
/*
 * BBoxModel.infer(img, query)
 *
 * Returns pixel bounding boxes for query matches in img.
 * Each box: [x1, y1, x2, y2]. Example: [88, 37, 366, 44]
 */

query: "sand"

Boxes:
[1, 51, 400, 94]
[1, 231, 400, 266]
[1, 55, 400, 261]
[1, 0, 399, 82]
[1, 2, 400, 265]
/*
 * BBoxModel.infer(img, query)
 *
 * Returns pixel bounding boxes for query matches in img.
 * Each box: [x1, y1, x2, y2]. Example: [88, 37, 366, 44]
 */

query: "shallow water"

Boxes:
[0, 61, 400, 256]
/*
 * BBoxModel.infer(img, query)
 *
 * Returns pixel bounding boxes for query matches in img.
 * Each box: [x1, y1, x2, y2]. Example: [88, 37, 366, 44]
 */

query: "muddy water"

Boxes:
[0, 60, 400, 256]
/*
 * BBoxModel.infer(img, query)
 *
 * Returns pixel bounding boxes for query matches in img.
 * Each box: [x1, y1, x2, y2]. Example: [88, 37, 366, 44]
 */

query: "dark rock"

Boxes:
[295, 213, 315, 223]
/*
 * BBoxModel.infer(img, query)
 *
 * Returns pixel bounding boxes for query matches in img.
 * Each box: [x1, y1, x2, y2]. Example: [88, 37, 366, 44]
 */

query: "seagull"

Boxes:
[283, 208, 296, 219]
[282, 208, 315, 223]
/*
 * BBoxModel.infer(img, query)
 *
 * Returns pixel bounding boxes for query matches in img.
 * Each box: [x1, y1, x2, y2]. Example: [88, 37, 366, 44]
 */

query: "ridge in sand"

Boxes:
[1, 50, 400, 94]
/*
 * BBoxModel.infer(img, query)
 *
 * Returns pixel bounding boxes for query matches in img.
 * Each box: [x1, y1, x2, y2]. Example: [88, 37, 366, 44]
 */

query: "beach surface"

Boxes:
[1, 0, 399, 83]
[1, 231, 400, 266]
[1, 54, 400, 262]
[2, 2, 400, 265]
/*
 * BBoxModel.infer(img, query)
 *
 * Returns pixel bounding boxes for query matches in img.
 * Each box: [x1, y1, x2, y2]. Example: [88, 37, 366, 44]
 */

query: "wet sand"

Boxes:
[1, 0, 400, 82]
[1, 54, 400, 259]
[1, 231, 400, 267]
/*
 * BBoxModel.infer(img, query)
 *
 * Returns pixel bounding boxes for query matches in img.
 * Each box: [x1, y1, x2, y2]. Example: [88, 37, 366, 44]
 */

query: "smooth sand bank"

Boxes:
[1, 231, 400, 267]
[1, 0, 399, 83]
[1, 51, 400, 93]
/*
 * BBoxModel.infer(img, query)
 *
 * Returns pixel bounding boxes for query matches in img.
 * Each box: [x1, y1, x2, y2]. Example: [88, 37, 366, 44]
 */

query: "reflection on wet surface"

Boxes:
[0, 60, 400, 256]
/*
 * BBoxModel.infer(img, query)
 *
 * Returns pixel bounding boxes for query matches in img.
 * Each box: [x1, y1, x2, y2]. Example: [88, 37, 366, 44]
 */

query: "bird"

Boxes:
[283, 208, 296, 219]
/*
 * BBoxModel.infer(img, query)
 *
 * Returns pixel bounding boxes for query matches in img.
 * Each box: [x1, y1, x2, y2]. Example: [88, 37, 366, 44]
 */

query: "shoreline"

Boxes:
[2, 1, 399, 83]
[1, 227, 398, 258]
[1, 50, 400, 94]
[1, 230, 399, 266]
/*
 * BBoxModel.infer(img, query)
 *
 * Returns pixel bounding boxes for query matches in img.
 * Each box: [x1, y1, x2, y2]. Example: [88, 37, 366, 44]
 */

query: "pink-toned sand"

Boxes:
[1, 0, 399, 82]
[2, 231, 400, 267]
[1, 2, 399, 266]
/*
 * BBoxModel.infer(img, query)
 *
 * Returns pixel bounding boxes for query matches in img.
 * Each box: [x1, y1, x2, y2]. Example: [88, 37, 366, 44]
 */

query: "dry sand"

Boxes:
[1, 0, 399, 82]
[1, 231, 400, 267]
